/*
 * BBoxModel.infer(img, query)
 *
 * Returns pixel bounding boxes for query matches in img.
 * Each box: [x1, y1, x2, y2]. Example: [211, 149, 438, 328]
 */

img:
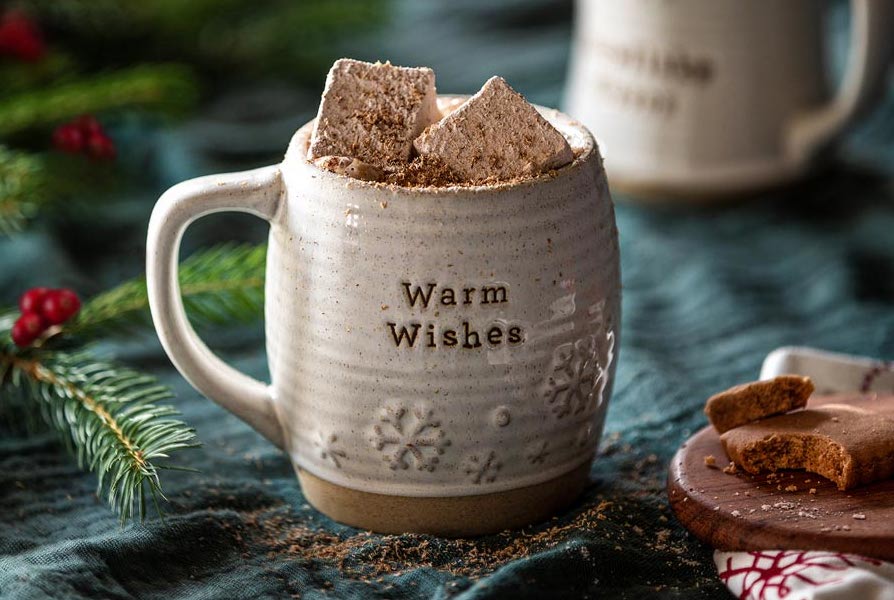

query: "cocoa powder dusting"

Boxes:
[382, 154, 463, 188]
[243, 499, 616, 580]
[313, 153, 567, 189]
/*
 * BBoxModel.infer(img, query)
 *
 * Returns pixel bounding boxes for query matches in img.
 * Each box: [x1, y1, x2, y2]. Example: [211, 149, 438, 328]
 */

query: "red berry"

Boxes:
[41, 289, 81, 325]
[0, 11, 45, 63]
[18, 287, 49, 314]
[11, 312, 46, 347]
[52, 124, 85, 154]
[85, 132, 116, 161]
[74, 115, 103, 136]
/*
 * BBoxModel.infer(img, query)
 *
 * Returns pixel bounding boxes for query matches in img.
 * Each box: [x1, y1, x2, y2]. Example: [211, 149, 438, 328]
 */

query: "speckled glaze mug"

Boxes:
[146, 101, 620, 535]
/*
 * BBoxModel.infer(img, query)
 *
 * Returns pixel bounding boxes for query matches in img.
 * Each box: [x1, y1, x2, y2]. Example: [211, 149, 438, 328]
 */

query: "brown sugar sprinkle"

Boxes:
[244, 499, 616, 579]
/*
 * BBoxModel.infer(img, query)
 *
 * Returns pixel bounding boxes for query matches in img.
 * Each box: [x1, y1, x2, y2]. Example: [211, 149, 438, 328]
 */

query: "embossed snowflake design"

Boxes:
[462, 450, 502, 484]
[525, 440, 549, 465]
[370, 403, 450, 471]
[314, 431, 347, 468]
[541, 332, 613, 419]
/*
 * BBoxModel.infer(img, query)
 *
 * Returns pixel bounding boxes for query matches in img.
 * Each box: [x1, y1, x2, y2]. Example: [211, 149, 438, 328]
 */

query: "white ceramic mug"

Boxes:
[565, 0, 894, 198]
[146, 101, 621, 535]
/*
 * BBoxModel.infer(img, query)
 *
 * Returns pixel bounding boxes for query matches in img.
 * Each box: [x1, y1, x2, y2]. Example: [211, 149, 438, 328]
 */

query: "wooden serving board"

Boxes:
[667, 397, 894, 561]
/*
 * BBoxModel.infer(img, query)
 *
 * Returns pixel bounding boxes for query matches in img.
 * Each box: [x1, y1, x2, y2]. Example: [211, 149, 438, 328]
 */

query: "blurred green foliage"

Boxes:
[21, 0, 389, 85]
[0, 64, 197, 137]
[0, 0, 389, 235]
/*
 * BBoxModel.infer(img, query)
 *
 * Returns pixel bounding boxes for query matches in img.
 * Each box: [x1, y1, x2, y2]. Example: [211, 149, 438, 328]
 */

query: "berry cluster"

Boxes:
[52, 115, 116, 160]
[11, 288, 81, 347]
[0, 10, 44, 62]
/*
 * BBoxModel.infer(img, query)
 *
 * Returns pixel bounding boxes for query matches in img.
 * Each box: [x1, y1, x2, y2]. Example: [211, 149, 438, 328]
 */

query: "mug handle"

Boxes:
[146, 165, 285, 449]
[786, 0, 894, 163]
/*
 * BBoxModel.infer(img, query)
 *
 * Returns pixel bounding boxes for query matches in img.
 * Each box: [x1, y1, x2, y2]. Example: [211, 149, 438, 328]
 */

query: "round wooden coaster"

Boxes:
[667, 419, 894, 561]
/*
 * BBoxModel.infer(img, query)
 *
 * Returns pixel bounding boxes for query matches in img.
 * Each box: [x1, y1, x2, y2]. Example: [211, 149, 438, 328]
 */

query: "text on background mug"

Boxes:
[565, 0, 894, 198]
[146, 101, 621, 535]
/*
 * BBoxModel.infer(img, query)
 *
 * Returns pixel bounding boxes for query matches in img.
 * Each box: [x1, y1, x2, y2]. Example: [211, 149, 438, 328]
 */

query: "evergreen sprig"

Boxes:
[0, 52, 75, 96]
[70, 242, 266, 338]
[0, 146, 126, 237]
[0, 348, 197, 523]
[0, 243, 268, 523]
[0, 63, 197, 137]
[0, 146, 46, 235]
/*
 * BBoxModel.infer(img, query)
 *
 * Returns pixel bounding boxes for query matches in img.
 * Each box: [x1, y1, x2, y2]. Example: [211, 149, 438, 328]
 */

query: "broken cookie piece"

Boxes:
[308, 59, 440, 168]
[720, 393, 894, 490]
[705, 375, 814, 434]
[313, 156, 384, 182]
[413, 76, 574, 184]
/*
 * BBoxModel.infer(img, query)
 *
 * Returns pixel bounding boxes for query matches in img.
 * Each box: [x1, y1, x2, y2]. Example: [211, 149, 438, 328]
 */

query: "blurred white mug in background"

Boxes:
[565, 0, 894, 199]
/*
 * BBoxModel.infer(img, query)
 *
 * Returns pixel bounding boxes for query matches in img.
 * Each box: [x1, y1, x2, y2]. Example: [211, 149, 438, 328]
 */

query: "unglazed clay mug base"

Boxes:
[565, 0, 894, 199]
[146, 98, 620, 535]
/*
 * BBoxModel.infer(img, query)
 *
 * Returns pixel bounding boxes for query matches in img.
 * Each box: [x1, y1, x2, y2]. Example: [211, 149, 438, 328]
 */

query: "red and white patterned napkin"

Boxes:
[715, 550, 894, 600]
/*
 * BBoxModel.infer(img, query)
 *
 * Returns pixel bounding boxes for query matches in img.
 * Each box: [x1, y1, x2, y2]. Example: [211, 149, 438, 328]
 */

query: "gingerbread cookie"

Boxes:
[720, 393, 894, 490]
[705, 375, 814, 434]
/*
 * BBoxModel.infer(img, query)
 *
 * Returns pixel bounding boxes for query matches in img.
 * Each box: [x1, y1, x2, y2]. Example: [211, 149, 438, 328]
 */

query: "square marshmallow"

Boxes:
[308, 59, 440, 168]
[414, 76, 573, 183]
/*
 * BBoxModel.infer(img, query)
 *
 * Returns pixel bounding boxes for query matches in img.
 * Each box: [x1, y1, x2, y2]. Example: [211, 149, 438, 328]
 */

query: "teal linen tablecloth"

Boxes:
[2, 1, 894, 598]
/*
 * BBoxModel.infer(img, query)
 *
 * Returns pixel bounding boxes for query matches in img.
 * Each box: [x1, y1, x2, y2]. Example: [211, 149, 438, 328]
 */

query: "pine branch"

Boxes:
[0, 242, 265, 523]
[0, 64, 197, 137]
[0, 146, 47, 235]
[69, 243, 266, 338]
[0, 147, 125, 237]
[0, 52, 76, 96]
[0, 347, 198, 523]
[21, 0, 388, 84]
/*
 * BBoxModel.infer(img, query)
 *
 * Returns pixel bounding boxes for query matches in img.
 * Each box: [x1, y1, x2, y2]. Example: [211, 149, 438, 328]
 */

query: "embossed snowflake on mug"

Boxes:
[525, 439, 550, 465]
[541, 331, 613, 419]
[463, 450, 502, 484]
[370, 402, 451, 471]
[314, 431, 347, 468]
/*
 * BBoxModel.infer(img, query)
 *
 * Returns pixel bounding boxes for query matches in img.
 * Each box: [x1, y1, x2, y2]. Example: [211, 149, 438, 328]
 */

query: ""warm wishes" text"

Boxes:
[386, 282, 524, 350]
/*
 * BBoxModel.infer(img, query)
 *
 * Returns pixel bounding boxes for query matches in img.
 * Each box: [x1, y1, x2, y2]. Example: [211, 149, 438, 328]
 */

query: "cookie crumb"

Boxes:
[785, 485, 798, 492]
[704, 455, 717, 468]
[723, 462, 738, 475]
[852, 513, 866, 520]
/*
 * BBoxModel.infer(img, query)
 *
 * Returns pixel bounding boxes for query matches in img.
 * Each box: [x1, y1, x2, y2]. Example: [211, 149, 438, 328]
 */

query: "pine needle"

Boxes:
[70, 242, 266, 338]
[0, 347, 198, 523]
